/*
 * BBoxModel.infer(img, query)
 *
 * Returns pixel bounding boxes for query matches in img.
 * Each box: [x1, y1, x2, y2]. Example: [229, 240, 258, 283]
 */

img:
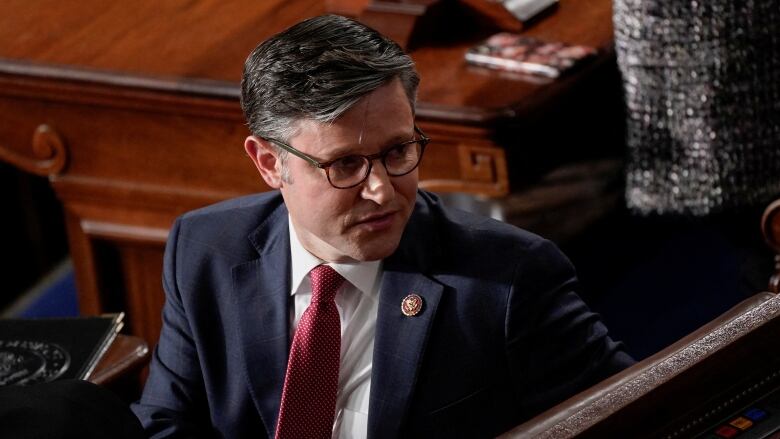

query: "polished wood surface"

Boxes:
[763, 199, 780, 294]
[503, 292, 780, 438]
[89, 334, 150, 386]
[0, 0, 616, 347]
[0, 0, 612, 118]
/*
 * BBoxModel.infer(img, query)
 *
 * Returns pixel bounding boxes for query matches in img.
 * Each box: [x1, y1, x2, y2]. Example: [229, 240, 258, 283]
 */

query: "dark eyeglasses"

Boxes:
[266, 125, 430, 189]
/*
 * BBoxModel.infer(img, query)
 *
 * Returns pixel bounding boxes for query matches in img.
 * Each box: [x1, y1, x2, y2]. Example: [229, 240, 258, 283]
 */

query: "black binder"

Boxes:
[0, 313, 124, 385]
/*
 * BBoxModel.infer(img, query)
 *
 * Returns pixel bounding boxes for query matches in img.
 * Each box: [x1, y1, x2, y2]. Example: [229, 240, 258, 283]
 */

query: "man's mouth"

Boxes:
[353, 211, 398, 230]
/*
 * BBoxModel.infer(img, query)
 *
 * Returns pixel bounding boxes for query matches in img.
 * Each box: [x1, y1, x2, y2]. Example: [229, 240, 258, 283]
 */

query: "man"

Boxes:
[132, 14, 633, 438]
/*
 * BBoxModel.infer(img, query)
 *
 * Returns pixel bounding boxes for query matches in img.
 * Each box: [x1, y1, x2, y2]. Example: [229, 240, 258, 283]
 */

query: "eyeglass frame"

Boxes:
[265, 124, 430, 189]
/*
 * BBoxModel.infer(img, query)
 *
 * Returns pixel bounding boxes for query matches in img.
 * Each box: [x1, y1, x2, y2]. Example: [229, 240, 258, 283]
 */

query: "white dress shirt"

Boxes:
[288, 217, 381, 438]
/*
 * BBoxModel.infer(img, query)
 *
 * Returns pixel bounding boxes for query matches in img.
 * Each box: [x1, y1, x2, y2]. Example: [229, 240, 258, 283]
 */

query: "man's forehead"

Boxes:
[290, 84, 414, 155]
[292, 118, 413, 158]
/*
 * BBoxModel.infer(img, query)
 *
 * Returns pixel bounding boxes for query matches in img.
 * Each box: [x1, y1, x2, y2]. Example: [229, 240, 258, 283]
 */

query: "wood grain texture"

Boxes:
[0, 0, 612, 121]
[90, 334, 150, 386]
[0, 124, 67, 176]
[762, 199, 780, 294]
[0, 0, 614, 348]
[503, 293, 780, 438]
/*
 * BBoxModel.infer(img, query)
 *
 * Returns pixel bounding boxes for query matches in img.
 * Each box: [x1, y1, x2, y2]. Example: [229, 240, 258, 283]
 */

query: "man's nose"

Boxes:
[360, 161, 394, 204]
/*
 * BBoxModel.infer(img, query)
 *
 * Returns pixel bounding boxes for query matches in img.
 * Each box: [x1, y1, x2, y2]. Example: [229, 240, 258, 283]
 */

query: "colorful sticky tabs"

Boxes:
[729, 416, 753, 430]
[744, 407, 767, 422]
[714, 424, 739, 438]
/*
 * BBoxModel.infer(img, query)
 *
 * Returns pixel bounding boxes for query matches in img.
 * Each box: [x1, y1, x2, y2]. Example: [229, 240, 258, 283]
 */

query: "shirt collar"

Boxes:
[288, 216, 382, 296]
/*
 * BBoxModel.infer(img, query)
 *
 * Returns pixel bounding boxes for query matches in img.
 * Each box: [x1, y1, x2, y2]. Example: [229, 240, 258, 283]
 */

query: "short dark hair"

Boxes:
[240, 14, 420, 142]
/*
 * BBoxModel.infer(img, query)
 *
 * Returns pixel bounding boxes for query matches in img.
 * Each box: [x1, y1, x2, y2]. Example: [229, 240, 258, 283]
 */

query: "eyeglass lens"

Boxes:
[327, 141, 423, 188]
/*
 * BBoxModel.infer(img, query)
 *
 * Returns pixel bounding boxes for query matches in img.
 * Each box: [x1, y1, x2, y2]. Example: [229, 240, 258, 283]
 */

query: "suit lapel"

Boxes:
[368, 269, 443, 439]
[230, 204, 291, 438]
[368, 192, 444, 438]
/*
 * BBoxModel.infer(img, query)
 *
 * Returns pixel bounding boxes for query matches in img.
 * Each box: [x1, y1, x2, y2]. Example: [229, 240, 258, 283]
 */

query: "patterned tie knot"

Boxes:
[309, 265, 344, 303]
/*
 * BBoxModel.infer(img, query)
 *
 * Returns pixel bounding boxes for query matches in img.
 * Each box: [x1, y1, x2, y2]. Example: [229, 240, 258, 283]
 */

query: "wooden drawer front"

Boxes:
[419, 136, 508, 197]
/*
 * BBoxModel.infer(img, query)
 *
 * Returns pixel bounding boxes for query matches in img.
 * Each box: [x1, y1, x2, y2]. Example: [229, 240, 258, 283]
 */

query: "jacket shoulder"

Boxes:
[172, 191, 286, 261]
[415, 190, 551, 254]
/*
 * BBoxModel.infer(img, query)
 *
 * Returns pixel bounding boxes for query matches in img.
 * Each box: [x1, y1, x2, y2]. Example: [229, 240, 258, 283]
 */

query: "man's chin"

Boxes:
[347, 237, 402, 262]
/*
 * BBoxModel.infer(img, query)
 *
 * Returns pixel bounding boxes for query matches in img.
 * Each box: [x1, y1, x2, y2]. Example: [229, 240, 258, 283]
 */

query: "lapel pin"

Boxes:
[401, 293, 423, 317]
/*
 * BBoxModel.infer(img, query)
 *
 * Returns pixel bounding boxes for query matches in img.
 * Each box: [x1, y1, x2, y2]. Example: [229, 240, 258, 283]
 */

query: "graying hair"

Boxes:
[240, 14, 420, 147]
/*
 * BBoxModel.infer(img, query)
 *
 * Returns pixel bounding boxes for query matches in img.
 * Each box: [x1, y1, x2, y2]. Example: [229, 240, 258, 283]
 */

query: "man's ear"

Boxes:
[244, 136, 283, 189]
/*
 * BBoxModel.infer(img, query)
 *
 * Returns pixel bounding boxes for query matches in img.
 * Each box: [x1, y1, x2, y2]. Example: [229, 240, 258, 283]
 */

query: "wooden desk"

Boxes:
[0, 0, 618, 346]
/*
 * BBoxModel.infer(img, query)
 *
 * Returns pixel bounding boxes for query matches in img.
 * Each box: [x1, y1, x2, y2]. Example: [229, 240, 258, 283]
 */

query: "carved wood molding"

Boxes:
[502, 293, 780, 438]
[0, 59, 240, 101]
[458, 143, 505, 183]
[0, 61, 507, 125]
[762, 199, 780, 252]
[762, 198, 780, 294]
[0, 124, 68, 176]
[418, 178, 508, 197]
[80, 219, 170, 245]
[417, 137, 509, 197]
[0, 74, 242, 122]
[52, 175, 251, 213]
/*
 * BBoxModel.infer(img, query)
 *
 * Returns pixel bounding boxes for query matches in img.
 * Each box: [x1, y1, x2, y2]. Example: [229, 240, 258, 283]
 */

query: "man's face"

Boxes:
[267, 79, 419, 262]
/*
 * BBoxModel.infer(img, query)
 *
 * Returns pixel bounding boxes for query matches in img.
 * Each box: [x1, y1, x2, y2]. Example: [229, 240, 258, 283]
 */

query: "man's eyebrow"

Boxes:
[325, 131, 415, 158]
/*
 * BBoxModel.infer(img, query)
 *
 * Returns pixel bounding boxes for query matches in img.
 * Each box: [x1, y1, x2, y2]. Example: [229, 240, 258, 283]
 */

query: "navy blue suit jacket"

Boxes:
[131, 190, 633, 438]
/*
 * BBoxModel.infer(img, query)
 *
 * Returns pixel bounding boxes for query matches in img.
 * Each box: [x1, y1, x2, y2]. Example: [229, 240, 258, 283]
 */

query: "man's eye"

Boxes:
[386, 143, 414, 161]
[332, 156, 365, 171]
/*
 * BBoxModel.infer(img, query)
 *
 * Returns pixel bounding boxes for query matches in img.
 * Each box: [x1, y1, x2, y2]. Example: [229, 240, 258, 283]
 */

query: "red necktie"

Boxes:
[276, 265, 345, 439]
